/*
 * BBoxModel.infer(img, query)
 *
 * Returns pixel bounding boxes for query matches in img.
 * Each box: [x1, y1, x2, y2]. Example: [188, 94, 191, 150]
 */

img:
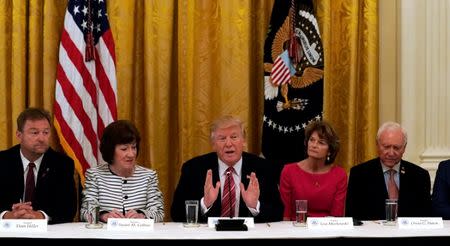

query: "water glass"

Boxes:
[385, 198, 398, 226]
[184, 200, 199, 227]
[294, 200, 307, 227]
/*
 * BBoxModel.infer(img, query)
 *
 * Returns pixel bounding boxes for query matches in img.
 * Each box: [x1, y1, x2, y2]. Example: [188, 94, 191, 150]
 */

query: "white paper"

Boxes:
[107, 218, 154, 231]
[398, 217, 443, 229]
[307, 217, 353, 229]
[0, 219, 47, 232]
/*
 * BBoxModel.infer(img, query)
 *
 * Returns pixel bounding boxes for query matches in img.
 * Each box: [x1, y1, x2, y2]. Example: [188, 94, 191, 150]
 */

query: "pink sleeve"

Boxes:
[330, 168, 348, 217]
[279, 166, 293, 220]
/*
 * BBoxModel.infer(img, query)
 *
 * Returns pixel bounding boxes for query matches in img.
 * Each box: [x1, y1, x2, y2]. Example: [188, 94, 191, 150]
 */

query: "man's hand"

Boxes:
[203, 169, 220, 208]
[240, 172, 260, 209]
[3, 202, 44, 219]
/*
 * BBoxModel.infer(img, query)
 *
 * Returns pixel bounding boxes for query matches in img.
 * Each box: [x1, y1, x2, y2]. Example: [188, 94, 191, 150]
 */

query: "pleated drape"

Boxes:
[0, 0, 378, 221]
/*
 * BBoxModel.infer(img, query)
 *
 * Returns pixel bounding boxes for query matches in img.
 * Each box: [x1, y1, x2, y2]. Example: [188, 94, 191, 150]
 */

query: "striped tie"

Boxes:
[221, 167, 236, 217]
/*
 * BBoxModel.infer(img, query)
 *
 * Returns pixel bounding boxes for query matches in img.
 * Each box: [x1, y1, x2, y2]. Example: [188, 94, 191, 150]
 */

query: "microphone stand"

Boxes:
[227, 171, 233, 218]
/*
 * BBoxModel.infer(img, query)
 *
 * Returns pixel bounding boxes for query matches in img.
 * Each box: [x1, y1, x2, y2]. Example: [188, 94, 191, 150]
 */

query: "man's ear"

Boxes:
[16, 130, 22, 141]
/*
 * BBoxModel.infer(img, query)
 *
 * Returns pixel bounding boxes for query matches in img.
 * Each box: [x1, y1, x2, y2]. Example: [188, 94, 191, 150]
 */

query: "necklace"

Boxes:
[313, 180, 320, 187]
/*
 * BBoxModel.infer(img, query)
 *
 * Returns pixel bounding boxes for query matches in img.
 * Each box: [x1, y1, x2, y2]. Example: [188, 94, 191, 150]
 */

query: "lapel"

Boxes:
[16, 166, 25, 192]
[30, 148, 50, 192]
[374, 158, 389, 198]
[210, 155, 222, 212]
[37, 153, 50, 183]
[211, 156, 220, 185]
[240, 155, 250, 188]
[398, 161, 407, 198]
[238, 154, 252, 216]
[11, 145, 26, 191]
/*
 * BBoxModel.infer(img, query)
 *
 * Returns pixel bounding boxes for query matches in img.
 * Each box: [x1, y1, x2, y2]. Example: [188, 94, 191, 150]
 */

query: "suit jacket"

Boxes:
[432, 159, 450, 219]
[0, 145, 76, 224]
[170, 152, 283, 223]
[345, 157, 431, 220]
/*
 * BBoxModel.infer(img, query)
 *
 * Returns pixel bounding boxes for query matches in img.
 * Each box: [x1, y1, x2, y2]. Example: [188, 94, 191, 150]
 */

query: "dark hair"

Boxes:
[100, 120, 141, 165]
[17, 107, 52, 132]
[304, 120, 340, 165]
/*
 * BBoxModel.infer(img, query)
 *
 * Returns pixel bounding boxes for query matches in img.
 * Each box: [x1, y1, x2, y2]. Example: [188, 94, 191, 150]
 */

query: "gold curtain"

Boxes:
[317, 0, 379, 171]
[0, 0, 378, 221]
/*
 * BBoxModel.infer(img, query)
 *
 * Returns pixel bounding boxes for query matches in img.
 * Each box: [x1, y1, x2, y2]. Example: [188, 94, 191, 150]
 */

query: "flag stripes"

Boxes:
[54, 0, 117, 184]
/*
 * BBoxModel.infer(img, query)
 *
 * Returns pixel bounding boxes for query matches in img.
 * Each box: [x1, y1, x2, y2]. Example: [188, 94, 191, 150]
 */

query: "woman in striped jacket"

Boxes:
[80, 120, 164, 222]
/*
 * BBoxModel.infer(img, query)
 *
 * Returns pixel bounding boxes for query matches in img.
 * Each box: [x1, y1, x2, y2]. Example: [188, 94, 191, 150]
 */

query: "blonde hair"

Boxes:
[210, 115, 246, 141]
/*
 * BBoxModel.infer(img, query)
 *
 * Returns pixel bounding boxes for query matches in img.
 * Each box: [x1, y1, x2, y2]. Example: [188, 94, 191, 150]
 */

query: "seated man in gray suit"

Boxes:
[345, 121, 431, 220]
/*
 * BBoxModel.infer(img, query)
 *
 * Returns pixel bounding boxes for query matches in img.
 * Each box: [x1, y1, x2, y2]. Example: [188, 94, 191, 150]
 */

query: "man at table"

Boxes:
[345, 121, 431, 220]
[0, 108, 76, 224]
[432, 159, 450, 219]
[171, 115, 283, 223]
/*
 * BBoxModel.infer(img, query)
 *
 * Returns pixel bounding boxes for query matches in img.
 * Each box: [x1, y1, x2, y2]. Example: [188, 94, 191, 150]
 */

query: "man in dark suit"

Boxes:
[0, 108, 76, 224]
[345, 122, 431, 220]
[171, 115, 283, 223]
[431, 159, 450, 219]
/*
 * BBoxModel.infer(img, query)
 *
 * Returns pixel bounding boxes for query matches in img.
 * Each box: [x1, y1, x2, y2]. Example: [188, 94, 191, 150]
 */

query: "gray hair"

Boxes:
[376, 121, 408, 146]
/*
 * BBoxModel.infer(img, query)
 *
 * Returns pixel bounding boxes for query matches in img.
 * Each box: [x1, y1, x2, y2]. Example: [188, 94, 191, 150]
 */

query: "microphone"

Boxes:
[227, 170, 233, 218]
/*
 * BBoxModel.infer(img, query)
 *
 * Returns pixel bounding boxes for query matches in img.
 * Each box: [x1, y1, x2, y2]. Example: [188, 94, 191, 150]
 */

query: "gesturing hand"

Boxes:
[203, 169, 220, 208]
[240, 172, 260, 209]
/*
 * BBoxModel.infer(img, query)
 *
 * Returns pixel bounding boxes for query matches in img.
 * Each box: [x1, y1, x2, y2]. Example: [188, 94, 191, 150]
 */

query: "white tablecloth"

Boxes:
[1, 221, 450, 240]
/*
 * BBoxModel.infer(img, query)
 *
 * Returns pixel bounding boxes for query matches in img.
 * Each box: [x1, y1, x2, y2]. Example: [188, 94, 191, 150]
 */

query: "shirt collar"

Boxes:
[218, 157, 242, 177]
[381, 161, 400, 173]
[20, 150, 44, 171]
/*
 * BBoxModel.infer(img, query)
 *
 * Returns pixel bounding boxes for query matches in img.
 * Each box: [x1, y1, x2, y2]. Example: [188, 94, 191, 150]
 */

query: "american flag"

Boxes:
[270, 50, 294, 85]
[262, 0, 324, 173]
[54, 0, 117, 183]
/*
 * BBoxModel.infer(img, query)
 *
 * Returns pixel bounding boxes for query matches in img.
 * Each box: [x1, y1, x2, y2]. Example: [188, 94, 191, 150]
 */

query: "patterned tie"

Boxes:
[221, 167, 236, 217]
[24, 163, 36, 202]
[388, 169, 399, 199]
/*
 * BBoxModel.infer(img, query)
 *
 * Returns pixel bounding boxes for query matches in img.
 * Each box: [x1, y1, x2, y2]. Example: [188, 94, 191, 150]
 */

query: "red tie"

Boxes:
[24, 163, 36, 202]
[221, 167, 236, 217]
[388, 169, 399, 199]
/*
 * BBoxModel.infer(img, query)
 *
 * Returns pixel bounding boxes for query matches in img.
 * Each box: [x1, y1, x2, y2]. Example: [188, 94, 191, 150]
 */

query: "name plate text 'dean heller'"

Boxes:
[0, 219, 47, 232]
[107, 218, 154, 231]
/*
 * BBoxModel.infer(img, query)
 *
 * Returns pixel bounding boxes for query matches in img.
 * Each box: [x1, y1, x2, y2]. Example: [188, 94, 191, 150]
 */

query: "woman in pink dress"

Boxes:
[280, 120, 347, 220]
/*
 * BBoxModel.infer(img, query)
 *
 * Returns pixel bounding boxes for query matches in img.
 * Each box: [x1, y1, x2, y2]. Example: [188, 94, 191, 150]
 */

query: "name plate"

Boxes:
[207, 217, 254, 228]
[0, 219, 47, 232]
[107, 218, 154, 231]
[307, 217, 353, 229]
[398, 217, 443, 229]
